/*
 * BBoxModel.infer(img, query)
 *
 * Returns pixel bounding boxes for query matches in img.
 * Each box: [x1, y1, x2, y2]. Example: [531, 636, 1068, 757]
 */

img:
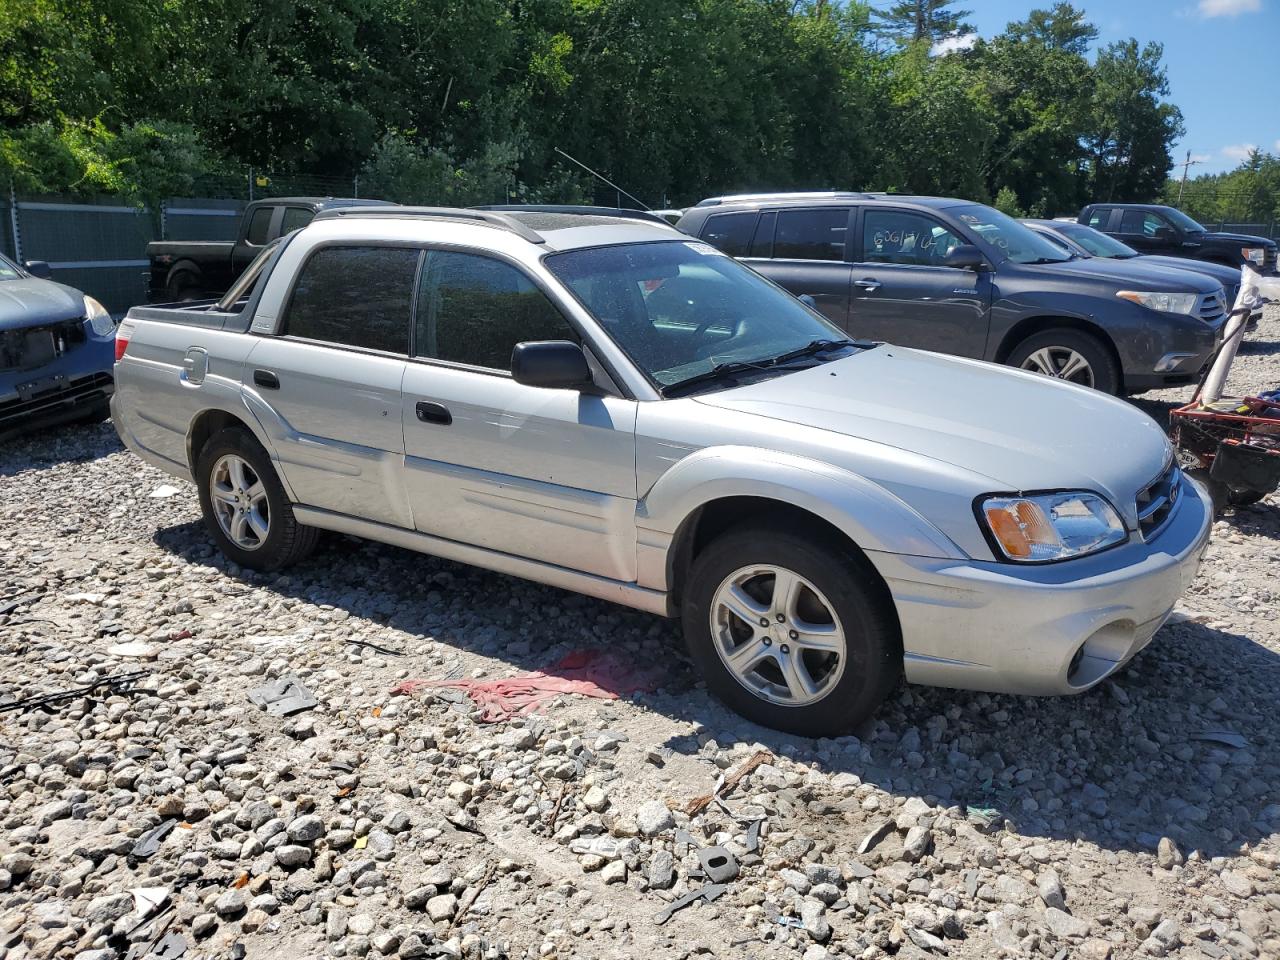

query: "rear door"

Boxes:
[845, 207, 991, 357]
[245, 243, 417, 527]
[399, 249, 639, 581]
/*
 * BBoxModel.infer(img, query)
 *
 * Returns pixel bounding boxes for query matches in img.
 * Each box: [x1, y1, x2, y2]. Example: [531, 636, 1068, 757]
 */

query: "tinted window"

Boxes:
[1119, 210, 1170, 236]
[284, 246, 417, 353]
[749, 212, 776, 257]
[415, 251, 575, 370]
[774, 209, 848, 260]
[245, 207, 273, 245]
[0, 255, 19, 281]
[1086, 208, 1110, 229]
[700, 213, 758, 257]
[861, 210, 963, 266]
[281, 207, 315, 233]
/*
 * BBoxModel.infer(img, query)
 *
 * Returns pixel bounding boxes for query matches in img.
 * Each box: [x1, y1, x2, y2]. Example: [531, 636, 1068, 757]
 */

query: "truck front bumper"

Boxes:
[869, 474, 1212, 696]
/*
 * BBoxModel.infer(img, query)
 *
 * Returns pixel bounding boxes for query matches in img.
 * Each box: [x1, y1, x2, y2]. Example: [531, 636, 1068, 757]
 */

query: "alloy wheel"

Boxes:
[709, 564, 847, 706]
[1019, 346, 1095, 387]
[209, 454, 270, 550]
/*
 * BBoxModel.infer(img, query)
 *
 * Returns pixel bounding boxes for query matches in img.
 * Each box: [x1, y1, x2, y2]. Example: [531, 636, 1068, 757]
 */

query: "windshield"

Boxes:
[544, 241, 854, 391]
[1057, 223, 1139, 259]
[0, 255, 20, 281]
[950, 204, 1073, 264]
[1163, 207, 1206, 233]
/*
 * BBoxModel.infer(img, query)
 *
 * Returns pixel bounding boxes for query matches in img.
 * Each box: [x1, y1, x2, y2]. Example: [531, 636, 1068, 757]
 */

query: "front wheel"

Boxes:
[681, 522, 902, 736]
[1007, 329, 1120, 395]
[196, 428, 318, 571]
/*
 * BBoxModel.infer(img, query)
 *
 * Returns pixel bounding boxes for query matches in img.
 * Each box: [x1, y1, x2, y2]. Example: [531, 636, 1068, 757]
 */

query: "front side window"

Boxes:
[1059, 224, 1138, 258]
[415, 251, 575, 370]
[281, 207, 315, 234]
[245, 207, 274, 246]
[949, 204, 1071, 264]
[0, 255, 20, 281]
[546, 240, 853, 391]
[1086, 208, 1110, 229]
[773, 209, 849, 261]
[860, 210, 963, 266]
[283, 246, 418, 353]
[700, 212, 758, 257]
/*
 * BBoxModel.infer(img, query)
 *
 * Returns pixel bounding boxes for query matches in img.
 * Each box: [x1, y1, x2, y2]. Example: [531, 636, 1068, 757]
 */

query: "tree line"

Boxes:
[1168, 151, 1280, 228]
[0, 0, 1212, 217]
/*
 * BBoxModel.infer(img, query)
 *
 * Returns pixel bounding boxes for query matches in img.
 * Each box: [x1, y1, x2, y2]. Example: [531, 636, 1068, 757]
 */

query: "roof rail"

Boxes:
[694, 191, 874, 207]
[475, 204, 671, 226]
[313, 206, 545, 244]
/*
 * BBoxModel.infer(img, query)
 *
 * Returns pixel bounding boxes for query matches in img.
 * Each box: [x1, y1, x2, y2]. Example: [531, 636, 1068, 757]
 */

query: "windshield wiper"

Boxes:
[660, 340, 855, 398]
[765, 338, 854, 366]
[1025, 257, 1071, 265]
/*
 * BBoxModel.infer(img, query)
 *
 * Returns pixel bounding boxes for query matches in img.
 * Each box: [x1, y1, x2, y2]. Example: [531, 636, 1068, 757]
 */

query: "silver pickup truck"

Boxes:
[111, 207, 1212, 735]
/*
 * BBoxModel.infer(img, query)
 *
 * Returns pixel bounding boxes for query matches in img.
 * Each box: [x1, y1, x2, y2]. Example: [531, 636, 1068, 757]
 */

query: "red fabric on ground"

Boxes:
[390, 649, 665, 723]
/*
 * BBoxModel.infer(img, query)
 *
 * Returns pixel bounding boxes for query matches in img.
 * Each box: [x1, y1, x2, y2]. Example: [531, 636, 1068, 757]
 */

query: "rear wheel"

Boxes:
[1007, 328, 1120, 395]
[196, 428, 318, 571]
[165, 270, 202, 302]
[681, 522, 901, 736]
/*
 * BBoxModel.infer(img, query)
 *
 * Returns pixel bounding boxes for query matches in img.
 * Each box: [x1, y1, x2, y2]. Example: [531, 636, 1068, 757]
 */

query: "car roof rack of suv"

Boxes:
[694, 191, 875, 207]
[313, 205, 546, 244]
[474, 204, 671, 226]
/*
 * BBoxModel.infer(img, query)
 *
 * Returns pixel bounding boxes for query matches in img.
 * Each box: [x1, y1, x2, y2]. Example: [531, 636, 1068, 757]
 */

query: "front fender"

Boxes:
[635, 445, 966, 593]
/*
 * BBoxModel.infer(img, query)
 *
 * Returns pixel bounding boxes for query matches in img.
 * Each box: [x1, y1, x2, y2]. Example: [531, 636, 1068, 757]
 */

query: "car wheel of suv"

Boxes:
[681, 521, 901, 736]
[1008, 329, 1119, 394]
[196, 427, 319, 571]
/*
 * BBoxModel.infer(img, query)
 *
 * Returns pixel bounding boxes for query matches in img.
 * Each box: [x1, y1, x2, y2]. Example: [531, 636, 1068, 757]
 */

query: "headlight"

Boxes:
[1116, 290, 1198, 315]
[979, 491, 1127, 562]
[84, 296, 116, 337]
[1242, 247, 1266, 266]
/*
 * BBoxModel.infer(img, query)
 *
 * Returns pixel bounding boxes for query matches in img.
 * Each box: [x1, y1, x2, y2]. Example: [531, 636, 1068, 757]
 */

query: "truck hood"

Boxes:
[693, 346, 1170, 523]
[1035, 257, 1220, 293]
[1196, 231, 1275, 248]
[0, 279, 87, 331]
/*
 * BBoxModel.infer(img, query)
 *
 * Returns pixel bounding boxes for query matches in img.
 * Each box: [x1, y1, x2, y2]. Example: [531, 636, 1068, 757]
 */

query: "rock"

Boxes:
[349, 914, 376, 936]
[582, 785, 609, 812]
[901, 824, 932, 862]
[214, 889, 246, 918]
[1044, 907, 1091, 940]
[1037, 868, 1066, 911]
[647, 850, 675, 890]
[1221, 870, 1254, 898]
[326, 908, 348, 941]
[287, 814, 325, 844]
[426, 894, 458, 922]
[399, 934, 432, 958]
[37, 799, 73, 827]
[601, 860, 627, 884]
[1156, 837, 1182, 869]
[84, 892, 133, 925]
[800, 898, 831, 943]
[192, 913, 217, 938]
[635, 800, 674, 836]
[275, 844, 312, 868]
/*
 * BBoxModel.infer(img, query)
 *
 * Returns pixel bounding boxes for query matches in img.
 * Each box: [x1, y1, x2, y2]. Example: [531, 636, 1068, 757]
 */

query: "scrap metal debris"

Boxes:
[0, 670, 148, 714]
[247, 675, 317, 716]
[653, 882, 728, 926]
[696, 845, 739, 883]
[682, 749, 773, 817]
[131, 820, 178, 860]
[1191, 730, 1248, 749]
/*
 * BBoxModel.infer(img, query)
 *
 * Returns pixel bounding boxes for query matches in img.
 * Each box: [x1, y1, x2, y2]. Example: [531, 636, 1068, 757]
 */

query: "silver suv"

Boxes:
[111, 207, 1212, 735]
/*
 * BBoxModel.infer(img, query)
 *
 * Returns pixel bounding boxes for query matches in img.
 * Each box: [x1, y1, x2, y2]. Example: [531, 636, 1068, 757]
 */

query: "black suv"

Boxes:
[1079, 203, 1277, 272]
[677, 193, 1227, 394]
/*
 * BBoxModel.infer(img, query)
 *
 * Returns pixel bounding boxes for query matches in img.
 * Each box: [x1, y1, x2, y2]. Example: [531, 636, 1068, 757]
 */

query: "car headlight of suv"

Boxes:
[1116, 290, 1198, 315]
[979, 491, 1127, 562]
[84, 295, 116, 337]
[1242, 247, 1266, 266]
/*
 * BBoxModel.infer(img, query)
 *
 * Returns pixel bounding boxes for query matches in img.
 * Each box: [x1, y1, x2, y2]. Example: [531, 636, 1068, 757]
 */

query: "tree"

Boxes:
[872, 0, 972, 47]
[1002, 2, 1096, 54]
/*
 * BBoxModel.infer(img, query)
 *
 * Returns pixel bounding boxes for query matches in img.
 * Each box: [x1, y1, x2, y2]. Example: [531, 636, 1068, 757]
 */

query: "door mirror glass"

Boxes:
[511, 340, 593, 390]
[23, 260, 53, 280]
[942, 244, 988, 271]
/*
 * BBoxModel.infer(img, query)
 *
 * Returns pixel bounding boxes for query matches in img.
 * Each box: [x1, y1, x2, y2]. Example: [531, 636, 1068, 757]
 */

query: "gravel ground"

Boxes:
[2, 306, 1279, 960]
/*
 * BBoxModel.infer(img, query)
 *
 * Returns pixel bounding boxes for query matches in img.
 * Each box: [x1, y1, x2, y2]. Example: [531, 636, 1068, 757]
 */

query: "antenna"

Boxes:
[554, 147, 652, 211]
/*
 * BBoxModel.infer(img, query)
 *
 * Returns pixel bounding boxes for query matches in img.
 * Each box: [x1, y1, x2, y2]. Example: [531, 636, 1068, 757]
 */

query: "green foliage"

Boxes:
[993, 186, 1025, 217]
[1169, 150, 1280, 226]
[873, 0, 972, 46]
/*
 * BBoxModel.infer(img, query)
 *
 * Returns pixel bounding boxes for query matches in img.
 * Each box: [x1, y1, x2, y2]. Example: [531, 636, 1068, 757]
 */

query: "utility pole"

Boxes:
[1176, 150, 1201, 205]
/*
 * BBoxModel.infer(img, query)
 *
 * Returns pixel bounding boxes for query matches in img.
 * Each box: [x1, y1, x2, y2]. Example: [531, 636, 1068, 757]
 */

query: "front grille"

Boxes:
[0, 372, 113, 425]
[1198, 290, 1227, 325]
[0, 319, 87, 373]
[1136, 460, 1181, 541]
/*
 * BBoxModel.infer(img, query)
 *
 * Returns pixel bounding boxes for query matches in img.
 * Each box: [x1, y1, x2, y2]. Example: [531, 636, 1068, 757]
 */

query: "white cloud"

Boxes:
[1221, 143, 1258, 160]
[931, 33, 978, 56]
[1197, 0, 1262, 17]
[1191, 153, 1213, 163]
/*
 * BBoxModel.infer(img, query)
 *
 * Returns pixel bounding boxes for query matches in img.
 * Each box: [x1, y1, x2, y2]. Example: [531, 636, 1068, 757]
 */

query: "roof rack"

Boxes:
[313, 206, 545, 244]
[475, 204, 671, 226]
[694, 191, 874, 207]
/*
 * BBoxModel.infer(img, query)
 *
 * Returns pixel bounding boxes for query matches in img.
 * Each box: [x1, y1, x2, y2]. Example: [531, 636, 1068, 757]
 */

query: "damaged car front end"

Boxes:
[0, 255, 117, 443]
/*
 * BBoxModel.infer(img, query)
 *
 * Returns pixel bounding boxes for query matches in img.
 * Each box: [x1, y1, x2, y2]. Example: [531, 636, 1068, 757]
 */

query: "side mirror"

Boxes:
[511, 340, 594, 390]
[942, 244, 988, 271]
[23, 260, 53, 280]
[1152, 226, 1177, 242]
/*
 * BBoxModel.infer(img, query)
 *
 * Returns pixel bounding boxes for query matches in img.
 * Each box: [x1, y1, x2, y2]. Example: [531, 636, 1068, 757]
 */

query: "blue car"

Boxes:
[0, 255, 118, 442]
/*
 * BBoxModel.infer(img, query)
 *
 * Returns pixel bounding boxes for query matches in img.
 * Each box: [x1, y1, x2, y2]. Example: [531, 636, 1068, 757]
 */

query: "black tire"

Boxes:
[681, 521, 902, 737]
[1226, 488, 1268, 507]
[165, 271, 202, 302]
[195, 427, 318, 571]
[1006, 328, 1121, 395]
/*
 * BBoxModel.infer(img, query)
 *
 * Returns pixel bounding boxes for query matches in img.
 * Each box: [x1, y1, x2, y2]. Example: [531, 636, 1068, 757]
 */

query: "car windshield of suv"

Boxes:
[545, 240, 858, 394]
[1163, 207, 1206, 233]
[950, 205, 1073, 264]
[0, 255, 20, 280]
[1057, 223, 1140, 259]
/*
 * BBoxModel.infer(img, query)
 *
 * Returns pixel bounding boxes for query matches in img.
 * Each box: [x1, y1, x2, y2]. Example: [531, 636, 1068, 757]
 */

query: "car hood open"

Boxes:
[693, 346, 1170, 523]
[0, 279, 87, 331]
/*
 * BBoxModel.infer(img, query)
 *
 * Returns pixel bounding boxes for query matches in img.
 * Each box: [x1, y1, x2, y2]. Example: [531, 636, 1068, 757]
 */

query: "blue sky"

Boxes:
[922, 0, 1280, 175]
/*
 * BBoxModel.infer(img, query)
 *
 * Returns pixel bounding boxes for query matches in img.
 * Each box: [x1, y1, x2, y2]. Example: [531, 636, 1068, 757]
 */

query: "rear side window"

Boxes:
[774, 209, 848, 261]
[280, 207, 315, 234]
[1086, 208, 1111, 229]
[749, 212, 776, 257]
[245, 207, 274, 245]
[284, 246, 418, 353]
[699, 212, 758, 257]
[415, 251, 575, 370]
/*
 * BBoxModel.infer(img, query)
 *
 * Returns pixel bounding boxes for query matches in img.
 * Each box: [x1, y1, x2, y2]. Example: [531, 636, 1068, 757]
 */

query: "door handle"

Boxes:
[415, 400, 452, 425]
[253, 369, 279, 390]
[854, 279, 882, 292]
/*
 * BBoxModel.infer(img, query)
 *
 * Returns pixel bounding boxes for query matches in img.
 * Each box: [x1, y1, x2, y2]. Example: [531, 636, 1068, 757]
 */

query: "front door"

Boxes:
[400, 249, 639, 581]
[1116, 209, 1178, 255]
[846, 207, 991, 358]
[245, 243, 418, 528]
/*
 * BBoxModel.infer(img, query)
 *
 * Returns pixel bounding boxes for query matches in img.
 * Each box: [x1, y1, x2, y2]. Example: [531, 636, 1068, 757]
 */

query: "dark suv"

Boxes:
[677, 194, 1227, 394]
[1079, 203, 1277, 272]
